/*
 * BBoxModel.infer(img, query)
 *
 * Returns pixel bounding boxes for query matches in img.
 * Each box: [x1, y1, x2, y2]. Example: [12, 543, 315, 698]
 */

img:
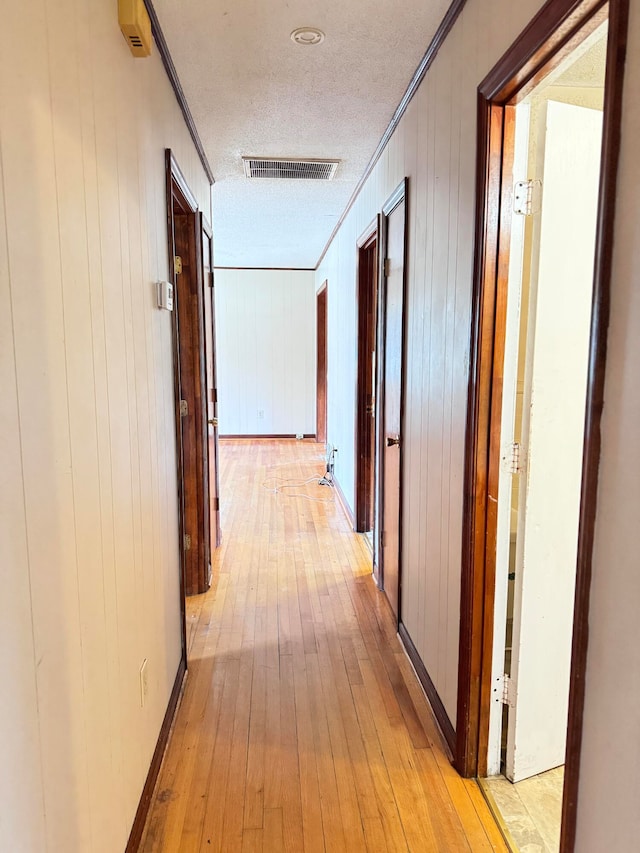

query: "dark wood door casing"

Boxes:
[377, 181, 408, 622]
[456, 3, 629, 852]
[355, 221, 379, 534]
[316, 283, 328, 445]
[166, 150, 212, 600]
[202, 215, 222, 549]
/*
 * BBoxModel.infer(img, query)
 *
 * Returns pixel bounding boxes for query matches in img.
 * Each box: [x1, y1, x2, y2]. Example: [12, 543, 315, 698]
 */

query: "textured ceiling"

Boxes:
[553, 25, 607, 88]
[152, 0, 452, 267]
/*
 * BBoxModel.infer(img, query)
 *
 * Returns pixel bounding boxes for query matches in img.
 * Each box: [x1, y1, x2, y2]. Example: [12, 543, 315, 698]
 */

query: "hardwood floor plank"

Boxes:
[278, 655, 305, 853]
[241, 827, 262, 853]
[292, 652, 324, 853]
[306, 652, 348, 852]
[140, 440, 507, 853]
[198, 658, 242, 852]
[363, 815, 390, 852]
[264, 807, 284, 853]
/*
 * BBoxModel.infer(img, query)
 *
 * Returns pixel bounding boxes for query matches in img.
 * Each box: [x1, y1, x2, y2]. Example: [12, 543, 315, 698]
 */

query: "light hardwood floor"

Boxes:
[140, 440, 507, 852]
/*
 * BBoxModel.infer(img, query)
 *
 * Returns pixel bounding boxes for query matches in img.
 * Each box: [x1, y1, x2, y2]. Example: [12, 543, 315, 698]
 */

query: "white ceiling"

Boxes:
[553, 25, 607, 87]
[152, 0, 452, 268]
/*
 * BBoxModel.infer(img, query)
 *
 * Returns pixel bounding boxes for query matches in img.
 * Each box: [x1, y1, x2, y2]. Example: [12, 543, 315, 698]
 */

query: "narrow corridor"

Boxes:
[141, 440, 506, 852]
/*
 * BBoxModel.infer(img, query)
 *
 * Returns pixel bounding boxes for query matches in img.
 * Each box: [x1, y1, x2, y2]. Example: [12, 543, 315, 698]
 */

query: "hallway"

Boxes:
[140, 440, 505, 852]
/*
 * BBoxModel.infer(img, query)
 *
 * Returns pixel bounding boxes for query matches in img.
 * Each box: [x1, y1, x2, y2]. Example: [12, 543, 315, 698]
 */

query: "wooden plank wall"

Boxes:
[575, 1, 640, 849]
[316, 0, 548, 726]
[214, 269, 316, 436]
[0, 0, 210, 850]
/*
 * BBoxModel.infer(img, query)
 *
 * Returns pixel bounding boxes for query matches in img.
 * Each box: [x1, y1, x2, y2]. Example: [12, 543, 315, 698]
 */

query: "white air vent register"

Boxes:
[242, 157, 339, 180]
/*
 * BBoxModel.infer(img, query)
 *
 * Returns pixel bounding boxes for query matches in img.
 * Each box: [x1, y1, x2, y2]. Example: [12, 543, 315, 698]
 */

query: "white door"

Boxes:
[506, 100, 603, 782]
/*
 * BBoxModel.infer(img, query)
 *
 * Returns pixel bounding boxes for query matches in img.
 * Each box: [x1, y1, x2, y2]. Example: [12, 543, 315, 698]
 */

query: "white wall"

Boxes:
[0, 0, 210, 850]
[317, 0, 552, 725]
[575, 1, 640, 848]
[214, 269, 316, 436]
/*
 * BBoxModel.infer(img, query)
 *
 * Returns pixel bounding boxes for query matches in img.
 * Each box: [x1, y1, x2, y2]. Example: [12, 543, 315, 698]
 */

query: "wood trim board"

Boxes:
[399, 623, 456, 757]
[144, 0, 214, 184]
[482, 0, 606, 103]
[315, 0, 467, 268]
[376, 179, 409, 623]
[218, 434, 317, 440]
[332, 474, 356, 529]
[167, 150, 199, 213]
[165, 149, 189, 664]
[560, 1, 629, 847]
[354, 218, 379, 533]
[214, 266, 316, 272]
[124, 658, 187, 852]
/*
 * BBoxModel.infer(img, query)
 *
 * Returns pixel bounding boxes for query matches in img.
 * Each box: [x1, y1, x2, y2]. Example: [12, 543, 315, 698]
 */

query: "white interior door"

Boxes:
[506, 100, 603, 782]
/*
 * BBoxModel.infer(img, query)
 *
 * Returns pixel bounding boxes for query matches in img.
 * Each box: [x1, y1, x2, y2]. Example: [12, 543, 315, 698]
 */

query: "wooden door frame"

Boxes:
[456, 1, 628, 850]
[166, 149, 211, 606]
[126, 153, 210, 853]
[355, 218, 380, 534]
[376, 180, 408, 613]
[201, 212, 222, 549]
[316, 281, 328, 445]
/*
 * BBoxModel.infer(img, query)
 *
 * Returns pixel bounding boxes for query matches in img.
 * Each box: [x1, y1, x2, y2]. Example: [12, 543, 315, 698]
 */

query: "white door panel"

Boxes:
[507, 101, 603, 782]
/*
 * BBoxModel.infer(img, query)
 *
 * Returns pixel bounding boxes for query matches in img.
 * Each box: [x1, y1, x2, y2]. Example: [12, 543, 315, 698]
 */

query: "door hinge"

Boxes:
[208, 271, 214, 288]
[213, 497, 220, 512]
[180, 399, 188, 417]
[184, 533, 191, 551]
[505, 441, 525, 475]
[513, 179, 542, 216]
[384, 257, 391, 277]
[380, 530, 385, 548]
[174, 255, 183, 275]
[499, 673, 516, 707]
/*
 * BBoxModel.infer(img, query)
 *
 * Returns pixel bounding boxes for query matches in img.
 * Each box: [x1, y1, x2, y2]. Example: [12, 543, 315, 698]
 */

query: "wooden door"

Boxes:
[506, 101, 603, 782]
[201, 216, 221, 548]
[316, 283, 328, 444]
[174, 208, 211, 596]
[356, 225, 378, 533]
[380, 185, 407, 619]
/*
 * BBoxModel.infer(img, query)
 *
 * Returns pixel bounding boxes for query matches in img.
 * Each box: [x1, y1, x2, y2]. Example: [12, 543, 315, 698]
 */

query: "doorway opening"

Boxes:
[201, 215, 222, 550]
[378, 180, 408, 621]
[166, 151, 221, 617]
[355, 220, 379, 546]
[316, 282, 328, 445]
[484, 21, 608, 852]
[456, 0, 628, 851]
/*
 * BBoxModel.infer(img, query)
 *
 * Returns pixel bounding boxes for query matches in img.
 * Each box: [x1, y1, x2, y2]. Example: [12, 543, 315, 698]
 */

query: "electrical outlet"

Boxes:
[257, 409, 264, 419]
[139, 658, 148, 707]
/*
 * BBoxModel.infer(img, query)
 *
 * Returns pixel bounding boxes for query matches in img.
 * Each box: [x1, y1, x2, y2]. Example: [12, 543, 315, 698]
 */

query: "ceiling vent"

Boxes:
[242, 157, 339, 181]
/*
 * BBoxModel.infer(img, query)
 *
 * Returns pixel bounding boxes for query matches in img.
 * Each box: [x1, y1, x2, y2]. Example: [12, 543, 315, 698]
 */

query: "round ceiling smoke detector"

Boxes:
[290, 27, 325, 46]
